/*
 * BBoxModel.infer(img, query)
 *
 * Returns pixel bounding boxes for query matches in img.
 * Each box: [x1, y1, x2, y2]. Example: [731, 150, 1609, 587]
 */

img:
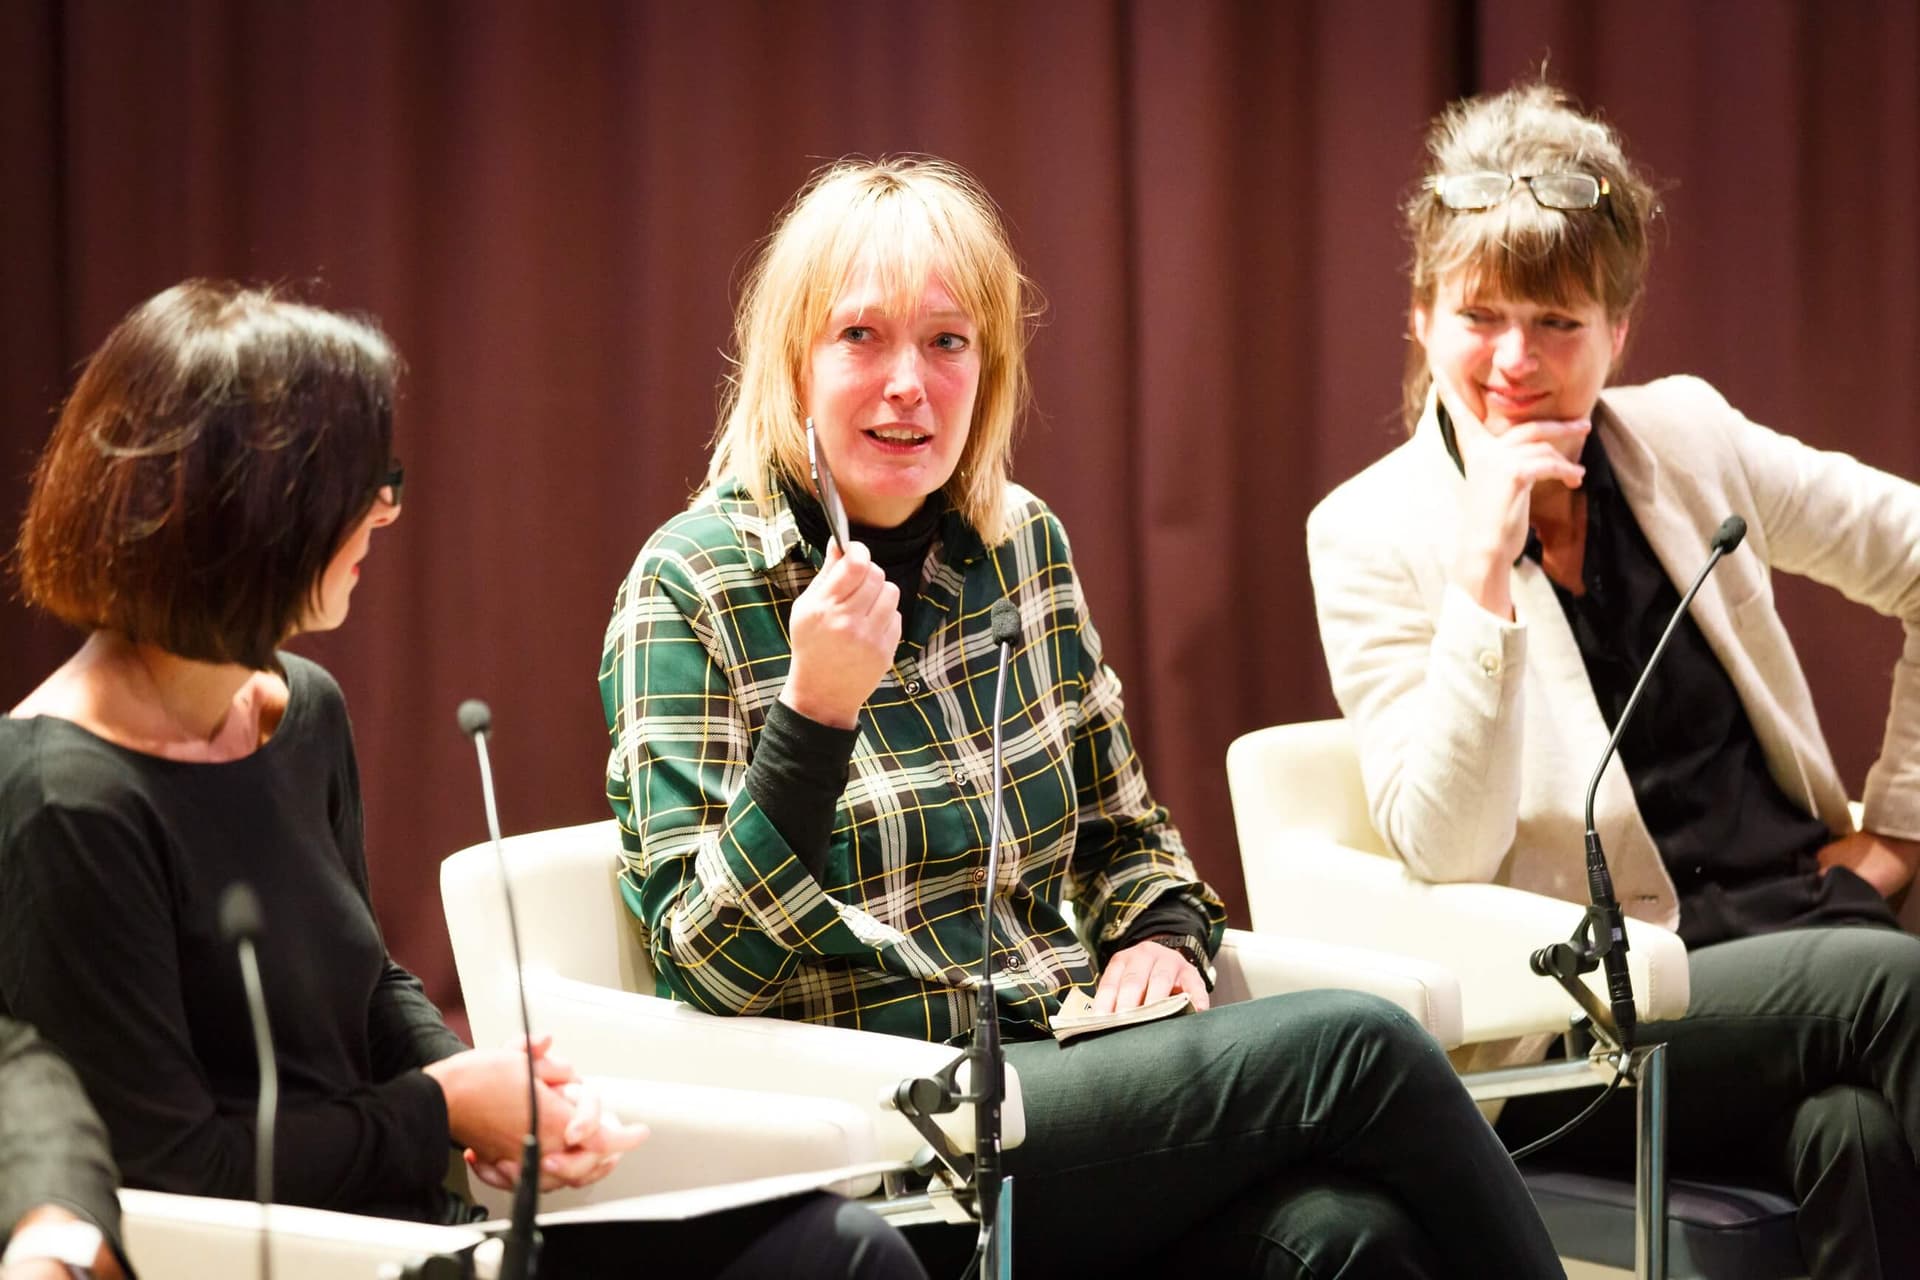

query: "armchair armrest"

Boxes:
[1242, 835, 1690, 1043]
[119, 1189, 484, 1280]
[1214, 928, 1464, 1048]
[521, 971, 1025, 1164]
[466, 1075, 884, 1217]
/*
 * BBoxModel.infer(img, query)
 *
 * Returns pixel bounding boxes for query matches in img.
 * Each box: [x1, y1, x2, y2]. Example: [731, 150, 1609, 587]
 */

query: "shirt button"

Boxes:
[1478, 650, 1502, 677]
[904, 679, 922, 695]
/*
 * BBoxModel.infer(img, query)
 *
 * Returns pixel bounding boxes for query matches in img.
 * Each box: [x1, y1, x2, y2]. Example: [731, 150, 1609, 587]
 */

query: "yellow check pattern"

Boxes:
[599, 479, 1225, 1043]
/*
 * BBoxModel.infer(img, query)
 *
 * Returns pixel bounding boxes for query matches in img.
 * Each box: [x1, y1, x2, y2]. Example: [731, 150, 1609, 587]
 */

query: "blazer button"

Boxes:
[970, 867, 988, 885]
[1478, 650, 1502, 677]
[904, 679, 922, 695]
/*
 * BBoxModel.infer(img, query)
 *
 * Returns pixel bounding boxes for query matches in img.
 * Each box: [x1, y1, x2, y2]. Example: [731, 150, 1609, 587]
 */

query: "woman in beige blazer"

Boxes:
[1309, 83, 1920, 1280]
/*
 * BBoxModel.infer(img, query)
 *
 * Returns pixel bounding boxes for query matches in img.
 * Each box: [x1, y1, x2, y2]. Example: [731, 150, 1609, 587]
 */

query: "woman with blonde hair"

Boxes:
[602, 155, 1564, 1276]
[1309, 83, 1920, 1277]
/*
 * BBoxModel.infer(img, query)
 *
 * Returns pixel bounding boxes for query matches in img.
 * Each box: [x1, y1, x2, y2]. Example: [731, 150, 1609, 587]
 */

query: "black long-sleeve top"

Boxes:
[0, 653, 468, 1222]
[0, 1017, 125, 1262]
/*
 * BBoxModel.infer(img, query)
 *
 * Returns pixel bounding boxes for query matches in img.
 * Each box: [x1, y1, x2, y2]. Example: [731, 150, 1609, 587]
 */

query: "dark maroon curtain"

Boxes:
[3, 0, 1915, 1020]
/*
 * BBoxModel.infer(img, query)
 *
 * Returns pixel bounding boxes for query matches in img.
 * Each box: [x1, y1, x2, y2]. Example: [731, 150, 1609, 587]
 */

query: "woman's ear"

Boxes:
[1410, 306, 1431, 350]
[1610, 315, 1631, 364]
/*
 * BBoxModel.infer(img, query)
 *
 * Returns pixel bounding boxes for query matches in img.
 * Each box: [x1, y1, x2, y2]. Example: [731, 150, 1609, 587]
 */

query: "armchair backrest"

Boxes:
[441, 819, 653, 1045]
[1225, 720, 1390, 857]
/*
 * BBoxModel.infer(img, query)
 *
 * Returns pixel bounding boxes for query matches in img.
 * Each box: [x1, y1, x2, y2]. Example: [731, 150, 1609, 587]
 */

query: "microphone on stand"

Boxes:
[457, 699, 541, 1280]
[969, 597, 1023, 1277]
[878, 600, 1023, 1272]
[1532, 514, 1748, 1050]
[220, 883, 277, 1280]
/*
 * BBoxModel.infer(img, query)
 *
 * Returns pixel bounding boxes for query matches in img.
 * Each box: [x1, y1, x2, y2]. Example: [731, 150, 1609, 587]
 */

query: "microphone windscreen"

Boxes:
[456, 699, 493, 737]
[1712, 515, 1748, 554]
[219, 882, 264, 942]
[989, 599, 1021, 647]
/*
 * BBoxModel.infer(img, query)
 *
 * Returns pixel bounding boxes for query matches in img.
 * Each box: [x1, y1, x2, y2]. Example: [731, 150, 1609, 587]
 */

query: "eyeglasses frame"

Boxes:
[1429, 171, 1612, 212]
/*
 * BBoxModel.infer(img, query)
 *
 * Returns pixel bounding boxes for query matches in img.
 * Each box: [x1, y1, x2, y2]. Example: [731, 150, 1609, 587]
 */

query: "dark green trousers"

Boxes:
[1498, 925, 1920, 1280]
[915, 989, 1564, 1278]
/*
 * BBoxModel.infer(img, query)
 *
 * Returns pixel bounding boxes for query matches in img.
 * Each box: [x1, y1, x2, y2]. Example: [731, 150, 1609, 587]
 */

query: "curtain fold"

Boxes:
[2, 0, 1913, 1015]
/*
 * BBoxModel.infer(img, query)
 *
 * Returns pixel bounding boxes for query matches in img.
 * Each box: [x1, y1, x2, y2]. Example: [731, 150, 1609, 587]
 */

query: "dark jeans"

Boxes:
[1498, 926, 1920, 1280]
[540, 1191, 926, 1279]
[915, 989, 1563, 1279]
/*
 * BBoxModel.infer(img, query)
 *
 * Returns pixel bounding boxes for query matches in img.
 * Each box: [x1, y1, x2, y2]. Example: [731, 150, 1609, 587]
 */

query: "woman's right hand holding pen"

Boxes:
[781, 540, 901, 729]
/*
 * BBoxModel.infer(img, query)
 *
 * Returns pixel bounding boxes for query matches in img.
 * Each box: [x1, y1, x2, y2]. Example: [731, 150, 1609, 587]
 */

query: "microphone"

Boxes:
[971, 597, 1023, 1276]
[1539, 515, 1747, 1050]
[220, 883, 277, 1280]
[458, 699, 542, 1280]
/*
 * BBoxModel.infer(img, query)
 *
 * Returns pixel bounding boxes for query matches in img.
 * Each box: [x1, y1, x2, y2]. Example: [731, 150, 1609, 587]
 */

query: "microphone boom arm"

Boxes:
[460, 702, 542, 1280]
[1531, 517, 1744, 1054]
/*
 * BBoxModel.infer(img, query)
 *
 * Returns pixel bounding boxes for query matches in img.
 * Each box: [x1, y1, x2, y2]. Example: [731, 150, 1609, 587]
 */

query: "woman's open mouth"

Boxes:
[864, 426, 932, 452]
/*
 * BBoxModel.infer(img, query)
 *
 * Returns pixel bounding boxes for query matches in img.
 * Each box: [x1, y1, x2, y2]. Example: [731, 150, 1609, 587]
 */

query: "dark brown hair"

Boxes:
[1402, 83, 1661, 429]
[16, 280, 397, 668]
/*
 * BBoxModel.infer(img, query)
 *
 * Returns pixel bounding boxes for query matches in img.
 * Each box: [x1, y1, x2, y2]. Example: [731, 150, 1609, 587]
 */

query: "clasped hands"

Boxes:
[424, 1034, 648, 1193]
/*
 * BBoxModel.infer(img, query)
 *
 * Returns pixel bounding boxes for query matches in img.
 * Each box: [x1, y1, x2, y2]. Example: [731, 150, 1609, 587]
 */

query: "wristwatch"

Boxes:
[1144, 932, 1215, 991]
[2, 1217, 102, 1277]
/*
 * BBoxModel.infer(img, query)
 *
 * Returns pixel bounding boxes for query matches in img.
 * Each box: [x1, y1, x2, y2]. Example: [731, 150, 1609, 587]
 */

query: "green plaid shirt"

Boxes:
[599, 478, 1226, 1043]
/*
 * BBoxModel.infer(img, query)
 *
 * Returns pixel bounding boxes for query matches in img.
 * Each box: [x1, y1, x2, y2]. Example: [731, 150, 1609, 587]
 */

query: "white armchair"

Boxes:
[1226, 719, 1689, 1056]
[1227, 720, 1806, 1280]
[441, 819, 1016, 1194]
[439, 818, 1468, 1210]
[120, 1189, 484, 1280]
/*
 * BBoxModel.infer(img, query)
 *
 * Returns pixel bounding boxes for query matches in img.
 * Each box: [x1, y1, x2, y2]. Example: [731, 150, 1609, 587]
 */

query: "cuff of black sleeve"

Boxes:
[399, 1068, 463, 1184]
[1110, 894, 1214, 960]
[743, 700, 860, 881]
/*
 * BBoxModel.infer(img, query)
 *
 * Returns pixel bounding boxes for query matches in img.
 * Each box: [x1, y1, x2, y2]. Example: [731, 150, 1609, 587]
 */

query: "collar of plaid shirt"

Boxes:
[601, 477, 1226, 1044]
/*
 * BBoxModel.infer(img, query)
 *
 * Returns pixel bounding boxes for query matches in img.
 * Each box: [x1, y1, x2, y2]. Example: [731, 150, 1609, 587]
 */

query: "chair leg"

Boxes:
[1633, 1043, 1669, 1280]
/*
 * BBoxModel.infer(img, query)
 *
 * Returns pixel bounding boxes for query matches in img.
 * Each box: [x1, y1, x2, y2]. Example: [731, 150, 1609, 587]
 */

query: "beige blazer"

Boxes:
[1308, 375, 1920, 929]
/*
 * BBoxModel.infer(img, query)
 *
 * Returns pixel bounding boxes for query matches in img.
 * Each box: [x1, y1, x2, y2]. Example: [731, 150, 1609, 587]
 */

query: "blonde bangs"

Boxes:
[709, 157, 1032, 544]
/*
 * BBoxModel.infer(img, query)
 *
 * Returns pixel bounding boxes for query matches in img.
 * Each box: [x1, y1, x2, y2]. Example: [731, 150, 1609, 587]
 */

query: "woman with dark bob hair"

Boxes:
[1309, 83, 1920, 1278]
[0, 281, 924, 1279]
[601, 155, 1566, 1277]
